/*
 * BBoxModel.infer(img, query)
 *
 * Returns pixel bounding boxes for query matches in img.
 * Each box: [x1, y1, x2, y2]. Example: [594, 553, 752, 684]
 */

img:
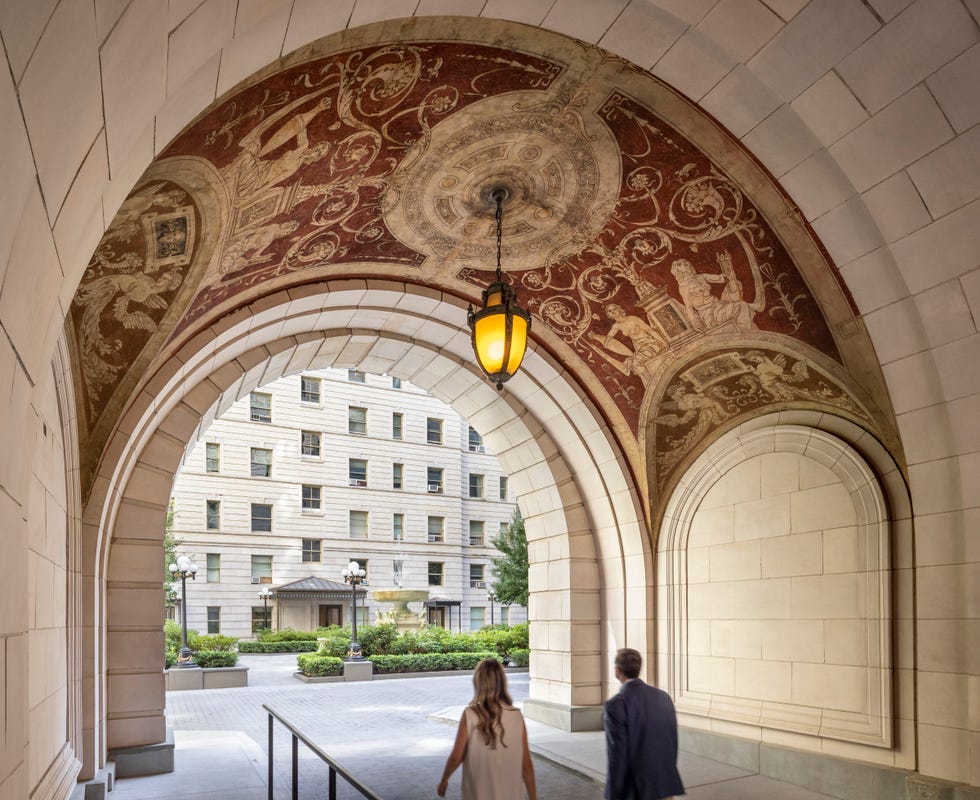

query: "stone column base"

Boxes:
[107, 728, 174, 777]
[522, 698, 603, 732]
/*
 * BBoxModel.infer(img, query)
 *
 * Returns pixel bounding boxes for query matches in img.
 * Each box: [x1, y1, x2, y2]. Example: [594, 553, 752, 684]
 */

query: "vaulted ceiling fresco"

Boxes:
[67, 19, 899, 511]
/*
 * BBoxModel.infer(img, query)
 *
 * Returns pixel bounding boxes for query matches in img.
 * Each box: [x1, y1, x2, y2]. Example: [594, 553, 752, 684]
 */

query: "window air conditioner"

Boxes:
[349, 478, 367, 487]
[250, 576, 261, 584]
[427, 483, 442, 492]
[470, 445, 485, 453]
[471, 581, 487, 589]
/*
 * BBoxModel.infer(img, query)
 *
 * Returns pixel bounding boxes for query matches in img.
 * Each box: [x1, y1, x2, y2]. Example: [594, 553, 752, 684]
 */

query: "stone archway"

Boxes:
[83, 281, 653, 760]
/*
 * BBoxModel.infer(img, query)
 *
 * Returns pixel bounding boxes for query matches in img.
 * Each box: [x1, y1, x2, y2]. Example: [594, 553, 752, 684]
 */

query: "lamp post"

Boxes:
[258, 587, 275, 630]
[168, 554, 198, 667]
[488, 590, 496, 627]
[342, 560, 366, 660]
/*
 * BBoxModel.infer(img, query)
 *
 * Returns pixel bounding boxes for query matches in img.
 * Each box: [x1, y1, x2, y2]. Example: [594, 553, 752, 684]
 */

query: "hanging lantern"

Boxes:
[467, 189, 532, 390]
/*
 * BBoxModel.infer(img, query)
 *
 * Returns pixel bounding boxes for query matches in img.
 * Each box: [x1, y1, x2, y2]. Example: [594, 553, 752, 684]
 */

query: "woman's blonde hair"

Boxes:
[469, 657, 513, 749]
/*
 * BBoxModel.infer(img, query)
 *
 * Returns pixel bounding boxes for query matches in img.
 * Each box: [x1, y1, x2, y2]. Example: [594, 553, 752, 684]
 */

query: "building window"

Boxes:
[205, 442, 220, 473]
[391, 376, 402, 389]
[427, 467, 443, 493]
[349, 406, 367, 435]
[468, 427, 483, 452]
[428, 562, 444, 586]
[393, 513, 404, 541]
[251, 555, 272, 582]
[392, 412, 403, 440]
[207, 606, 220, 634]
[206, 553, 220, 583]
[427, 516, 444, 543]
[348, 369, 366, 383]
[469, 474, 484, 498]
[250, 447, 272, 477]
[393, 559, 403, 585]
[250, 392, 271, 422]
[349, 459, 367, 487]
[301, 430, 321, 458]
[252, 607, 272, 633]
[499, 521, 507, 537]
[470, 564, 486, 588]
[392, 463, 403, 489]
[470, 607, 485, 631]
[499, 476, 508, 500]
[469, 520, 485, 547]
[300, 375, 321, 403]
[301, 485, 321, 511]
[500, 606, 509, 625]
[251, 503, 272, 532]
[426, 417, 443, 445]
[302, 538, 322, 563]
[205, 499, 220, 530]
[349, 510, 368, 540]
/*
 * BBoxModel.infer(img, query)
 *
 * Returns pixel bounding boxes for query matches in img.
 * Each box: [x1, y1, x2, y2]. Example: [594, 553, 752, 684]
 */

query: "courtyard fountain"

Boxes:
[372, 589, 429, 632]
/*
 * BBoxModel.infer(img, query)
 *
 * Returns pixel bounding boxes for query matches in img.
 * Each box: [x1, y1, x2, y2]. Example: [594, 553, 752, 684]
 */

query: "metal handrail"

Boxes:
[264, 704, 383, 800]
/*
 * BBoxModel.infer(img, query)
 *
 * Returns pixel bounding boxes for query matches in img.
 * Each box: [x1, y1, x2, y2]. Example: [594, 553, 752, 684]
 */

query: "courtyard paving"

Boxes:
[111, 655, 840, 799]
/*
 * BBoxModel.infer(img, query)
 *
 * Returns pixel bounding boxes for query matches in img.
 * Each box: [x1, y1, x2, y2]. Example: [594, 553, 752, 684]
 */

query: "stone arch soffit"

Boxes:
[657, 416, 907, 746]
[74, 16, 896, 520]
[638, 333, 904, 526]
[94, 288, 649, 605]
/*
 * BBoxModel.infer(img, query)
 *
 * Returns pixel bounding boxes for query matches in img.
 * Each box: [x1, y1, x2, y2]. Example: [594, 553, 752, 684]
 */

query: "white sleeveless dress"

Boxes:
[461, 705, 526, 799]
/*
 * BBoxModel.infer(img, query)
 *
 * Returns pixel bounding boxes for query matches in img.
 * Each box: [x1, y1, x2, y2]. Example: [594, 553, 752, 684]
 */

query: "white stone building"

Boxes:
[170, 368, 526, 639]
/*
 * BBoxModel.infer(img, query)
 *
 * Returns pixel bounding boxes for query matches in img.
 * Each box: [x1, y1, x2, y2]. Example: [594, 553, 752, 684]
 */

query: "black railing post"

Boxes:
[329, 766, 337, 800]
[292, 733, 298, 800]
[268, 712, 274, 800]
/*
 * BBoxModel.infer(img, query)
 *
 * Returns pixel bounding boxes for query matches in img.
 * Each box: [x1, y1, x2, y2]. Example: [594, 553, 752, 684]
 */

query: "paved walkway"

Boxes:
[111, 655, 839, 799]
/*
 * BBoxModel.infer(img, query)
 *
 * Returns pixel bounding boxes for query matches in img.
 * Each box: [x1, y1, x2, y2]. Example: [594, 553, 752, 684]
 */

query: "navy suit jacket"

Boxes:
[604, 679, 685, 800]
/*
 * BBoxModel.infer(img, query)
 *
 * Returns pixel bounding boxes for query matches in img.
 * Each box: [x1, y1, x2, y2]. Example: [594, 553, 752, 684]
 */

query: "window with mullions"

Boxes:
[468, 427, 483, 451]
[348, 369, 366, 383]
[469, 520, 485, 547]
[428, 562, 444, 586]
[205, 442, 220, 473]
[207, 606, 220, 634]
[348, 406, 367, 435]
[469, 474, 484, 498]
[499, 476, 508, 500]
[427, 516, 444, 543]
[250, 447, 272, 477]
[251, 554, 272, 582]
[301, 430, 321, 458]
[301, 484, 321, 511]
[349, 510, 368, 540]
[470, 607, 485, 631]
[427, 467, 443, 493]
[251, 606, 272, 634]
[302, 538, 322, 563]
[349, 459, 367, 486]
[300, 375, 321, 403]
[251, 503, 272, 532]
[392, 412, 403, 440]
[426, 417, 443, 445]
[391, 376, 402, 389]
[206, 553, 220, 583]
[206, 500, 220, 530]
[393, 514, 404, 541]
[393, 463, 403, 490]
[250, 392, 271, 422]
[470, 564, 485, 588]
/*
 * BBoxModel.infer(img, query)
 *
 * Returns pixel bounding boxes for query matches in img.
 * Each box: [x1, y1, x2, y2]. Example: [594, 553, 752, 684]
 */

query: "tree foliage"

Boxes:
[490, 507, 529, 607]
[164, 499, 181, 605]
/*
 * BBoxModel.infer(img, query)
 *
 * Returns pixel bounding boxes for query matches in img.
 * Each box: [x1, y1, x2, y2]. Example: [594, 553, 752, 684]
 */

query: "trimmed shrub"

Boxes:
[165, 649, 177, 668]
[297, 654, 344, 677]
[358, 623, 398, 656]
[317, 630, 354, 658]
[239, 640, 318, 653]
[189, 633, 238, 652]
[257, 627, 321, 642]
[194, 650, 238, 668]
[506, 649, 529, 667]
[371, 652, 494, 674]
[165, 619, 197, 652]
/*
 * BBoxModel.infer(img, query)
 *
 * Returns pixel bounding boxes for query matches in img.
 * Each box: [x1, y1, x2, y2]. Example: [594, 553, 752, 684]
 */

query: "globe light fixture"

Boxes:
[467, 188, 532, 390]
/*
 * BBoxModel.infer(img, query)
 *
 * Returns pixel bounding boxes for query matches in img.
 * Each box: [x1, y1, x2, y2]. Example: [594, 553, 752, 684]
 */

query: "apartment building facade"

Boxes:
[169, 368, 525, 640]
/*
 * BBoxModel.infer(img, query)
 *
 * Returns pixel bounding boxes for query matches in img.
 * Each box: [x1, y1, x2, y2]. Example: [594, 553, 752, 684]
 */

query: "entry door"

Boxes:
[319, 604, 341, 627]
[427, 607, 446, 627]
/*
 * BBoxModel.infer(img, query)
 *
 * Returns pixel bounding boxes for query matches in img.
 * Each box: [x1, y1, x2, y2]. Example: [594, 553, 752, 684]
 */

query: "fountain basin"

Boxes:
[372, 589, 430, 632]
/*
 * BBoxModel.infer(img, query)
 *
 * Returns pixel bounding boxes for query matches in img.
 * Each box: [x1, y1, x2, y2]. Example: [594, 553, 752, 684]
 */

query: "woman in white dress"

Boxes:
[437, 658, 537, 799]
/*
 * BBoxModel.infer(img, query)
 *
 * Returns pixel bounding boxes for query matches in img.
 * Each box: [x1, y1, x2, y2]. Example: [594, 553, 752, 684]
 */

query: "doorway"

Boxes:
[319, 604, 341, 627]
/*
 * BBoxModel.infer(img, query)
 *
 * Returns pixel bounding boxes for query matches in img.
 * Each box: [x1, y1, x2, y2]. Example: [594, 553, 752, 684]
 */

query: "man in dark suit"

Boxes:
[604, 648, 685, 799]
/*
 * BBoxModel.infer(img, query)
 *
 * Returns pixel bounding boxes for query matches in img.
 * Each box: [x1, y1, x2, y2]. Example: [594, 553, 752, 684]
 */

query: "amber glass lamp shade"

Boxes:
[468, 279, 531, 390]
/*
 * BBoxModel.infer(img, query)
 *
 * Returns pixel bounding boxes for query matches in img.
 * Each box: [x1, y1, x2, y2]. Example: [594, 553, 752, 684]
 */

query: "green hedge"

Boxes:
[194, 650, 239, 668]
[190, 633, 238, 652]
[371, 652, 495, 674]
[506, 648, 529, 667]
[257, 627, 322, 642]
[296, 654, 344, 677]
[239, 640, 318, 653]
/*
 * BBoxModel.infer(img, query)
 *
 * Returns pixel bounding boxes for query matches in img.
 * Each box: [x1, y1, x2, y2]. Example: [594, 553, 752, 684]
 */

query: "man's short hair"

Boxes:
[615, 648, 642, 680]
